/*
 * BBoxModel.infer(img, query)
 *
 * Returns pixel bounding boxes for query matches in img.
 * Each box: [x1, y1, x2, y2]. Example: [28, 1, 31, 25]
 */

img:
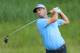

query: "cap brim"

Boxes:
[33, 8, 38, 13]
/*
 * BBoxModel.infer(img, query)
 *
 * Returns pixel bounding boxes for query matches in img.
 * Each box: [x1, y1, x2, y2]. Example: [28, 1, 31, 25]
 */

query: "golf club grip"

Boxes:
[47, 12, 51, 15]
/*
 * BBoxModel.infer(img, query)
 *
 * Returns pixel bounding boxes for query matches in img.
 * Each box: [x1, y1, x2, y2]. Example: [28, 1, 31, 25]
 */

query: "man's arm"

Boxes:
[59, 12, 70, 24]
[48, 10, 58, 24]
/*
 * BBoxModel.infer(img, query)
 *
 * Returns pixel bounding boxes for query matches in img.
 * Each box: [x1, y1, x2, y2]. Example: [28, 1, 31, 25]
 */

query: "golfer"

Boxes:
[33, 4, 69, 53]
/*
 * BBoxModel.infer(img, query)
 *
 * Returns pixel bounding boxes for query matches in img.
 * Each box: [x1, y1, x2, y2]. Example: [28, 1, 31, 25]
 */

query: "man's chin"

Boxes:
[39, 16, 44, 18]
[37, 15, 43, 17]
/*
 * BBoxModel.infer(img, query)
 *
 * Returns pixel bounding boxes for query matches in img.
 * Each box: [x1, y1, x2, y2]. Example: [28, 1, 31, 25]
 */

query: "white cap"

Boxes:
[33, 4, 46, 13]
[36, 4, 46, 8]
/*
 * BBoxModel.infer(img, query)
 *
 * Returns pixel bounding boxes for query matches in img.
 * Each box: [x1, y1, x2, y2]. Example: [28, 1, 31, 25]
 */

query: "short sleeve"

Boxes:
[37, 19, 48, 28]
[57, 19, 64, 26]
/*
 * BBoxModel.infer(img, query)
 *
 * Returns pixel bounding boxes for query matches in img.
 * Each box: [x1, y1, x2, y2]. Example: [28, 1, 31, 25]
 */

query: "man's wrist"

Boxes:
[59, 12, 64, 16]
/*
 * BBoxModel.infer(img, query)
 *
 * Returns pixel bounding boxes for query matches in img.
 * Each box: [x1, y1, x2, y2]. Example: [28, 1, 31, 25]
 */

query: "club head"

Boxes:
[4, 35, 9, 44]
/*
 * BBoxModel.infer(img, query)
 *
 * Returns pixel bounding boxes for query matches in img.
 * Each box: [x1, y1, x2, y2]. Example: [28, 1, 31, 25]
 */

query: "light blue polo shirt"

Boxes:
[36, 18, 65, 50]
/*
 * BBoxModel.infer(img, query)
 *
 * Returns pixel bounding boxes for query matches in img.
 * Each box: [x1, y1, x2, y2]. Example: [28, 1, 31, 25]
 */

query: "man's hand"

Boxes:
[53, 7, 70, 24]
[53, 7, 62, 14]
[49, 7, 69, 25]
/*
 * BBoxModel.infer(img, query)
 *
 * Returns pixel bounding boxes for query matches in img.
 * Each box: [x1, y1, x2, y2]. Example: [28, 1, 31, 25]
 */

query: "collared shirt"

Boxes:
[36, 18, 65, 50]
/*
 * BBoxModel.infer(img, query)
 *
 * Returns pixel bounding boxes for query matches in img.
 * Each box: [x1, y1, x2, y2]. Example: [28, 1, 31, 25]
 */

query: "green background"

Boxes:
[0, 0, 80, 53]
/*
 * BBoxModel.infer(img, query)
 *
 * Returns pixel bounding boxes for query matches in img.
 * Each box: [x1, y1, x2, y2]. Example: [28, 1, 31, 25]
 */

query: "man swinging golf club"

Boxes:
[33, 4, 69, 53]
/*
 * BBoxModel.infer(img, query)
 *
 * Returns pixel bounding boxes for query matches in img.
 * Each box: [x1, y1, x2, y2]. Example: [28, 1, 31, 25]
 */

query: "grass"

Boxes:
[0, 0, 80, 53]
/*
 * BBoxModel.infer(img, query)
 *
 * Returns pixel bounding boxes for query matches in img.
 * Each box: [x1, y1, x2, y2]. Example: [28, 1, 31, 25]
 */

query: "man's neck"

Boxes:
[40, 15, 48, 18]
[39, 15, 48, 18]
[44, 15, 48, 18]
